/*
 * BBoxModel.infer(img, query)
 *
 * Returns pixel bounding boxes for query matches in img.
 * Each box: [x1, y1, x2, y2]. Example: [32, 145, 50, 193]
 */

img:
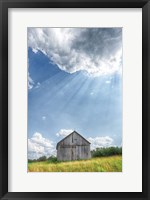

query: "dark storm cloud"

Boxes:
[28, 28, 122, 76]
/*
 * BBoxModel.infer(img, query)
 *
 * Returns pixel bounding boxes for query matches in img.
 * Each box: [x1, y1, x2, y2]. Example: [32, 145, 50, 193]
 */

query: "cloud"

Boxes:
[28, 73, 34, 89]
[28, 81, 40, 90]
[42, 116, 46, 120]
[28, 132, 56, 159]
[32, 48, 38, 53]
[90, 92, 94, 96]
[28, 28, 122, 76]
[105, 80, 111, 84]
[28, 72, 41, 90]
[88, 136, 114, 150]
[35, 82, 41, 89]
[56, 129, 73, 137]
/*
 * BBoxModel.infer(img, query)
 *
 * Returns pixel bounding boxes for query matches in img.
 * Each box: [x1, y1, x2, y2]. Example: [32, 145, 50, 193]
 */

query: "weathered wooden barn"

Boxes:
[56, 131, 91, 161]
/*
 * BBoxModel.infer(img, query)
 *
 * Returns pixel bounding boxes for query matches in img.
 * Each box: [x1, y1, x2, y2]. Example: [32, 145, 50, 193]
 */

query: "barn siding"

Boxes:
[57, 131, 91, 161]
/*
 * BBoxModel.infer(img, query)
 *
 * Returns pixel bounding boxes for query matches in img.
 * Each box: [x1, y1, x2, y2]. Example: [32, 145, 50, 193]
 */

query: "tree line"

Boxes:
[91, 146, 122, 158]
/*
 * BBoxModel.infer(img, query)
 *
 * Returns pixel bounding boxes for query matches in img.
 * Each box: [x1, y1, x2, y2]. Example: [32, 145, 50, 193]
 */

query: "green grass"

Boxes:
[28, 155, 122, 172]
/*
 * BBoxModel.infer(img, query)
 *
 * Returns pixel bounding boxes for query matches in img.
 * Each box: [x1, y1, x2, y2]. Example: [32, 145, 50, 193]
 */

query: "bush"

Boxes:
[28, 159, 38, 163]
[37, 156, 47, 162]
[28, 155, 58, 163]
[47, 156, 58, 163]
[91, 147, 122, 158]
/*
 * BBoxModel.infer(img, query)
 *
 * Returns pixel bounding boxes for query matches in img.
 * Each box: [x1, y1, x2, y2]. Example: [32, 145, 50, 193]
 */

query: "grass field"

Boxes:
[28, 155, 122, 172]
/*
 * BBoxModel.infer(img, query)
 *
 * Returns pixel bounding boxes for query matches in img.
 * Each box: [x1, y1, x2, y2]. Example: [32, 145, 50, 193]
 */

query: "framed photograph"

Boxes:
[0, 0, 150, 199]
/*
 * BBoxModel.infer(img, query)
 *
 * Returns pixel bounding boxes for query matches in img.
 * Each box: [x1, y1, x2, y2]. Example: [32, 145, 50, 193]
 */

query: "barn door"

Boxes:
[71, 146, 76, 160]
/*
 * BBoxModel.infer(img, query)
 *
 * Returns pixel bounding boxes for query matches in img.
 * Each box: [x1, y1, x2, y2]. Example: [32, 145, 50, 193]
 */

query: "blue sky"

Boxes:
[27, 28, 122, 159]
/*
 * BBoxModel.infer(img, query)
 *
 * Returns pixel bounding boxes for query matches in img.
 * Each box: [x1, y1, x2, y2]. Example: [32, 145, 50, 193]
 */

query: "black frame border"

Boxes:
[0, 0, 150, 199]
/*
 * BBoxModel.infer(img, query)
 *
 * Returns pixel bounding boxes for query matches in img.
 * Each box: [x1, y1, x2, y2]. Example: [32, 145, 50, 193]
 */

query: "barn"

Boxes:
[56, 131, 91, 161]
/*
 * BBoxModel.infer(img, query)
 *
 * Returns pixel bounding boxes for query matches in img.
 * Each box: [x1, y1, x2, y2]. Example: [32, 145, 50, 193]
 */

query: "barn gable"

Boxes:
[56, 131, 90, 150]
[56, 131, 91, 161]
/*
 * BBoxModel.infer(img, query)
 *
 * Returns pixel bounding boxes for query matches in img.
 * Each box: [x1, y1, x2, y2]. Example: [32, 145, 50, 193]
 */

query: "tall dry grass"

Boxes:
[28, 155, 122, 172]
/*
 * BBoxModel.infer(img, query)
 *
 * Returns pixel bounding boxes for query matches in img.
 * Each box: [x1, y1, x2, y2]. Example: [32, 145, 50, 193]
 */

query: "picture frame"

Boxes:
[0, 0, 150, 199]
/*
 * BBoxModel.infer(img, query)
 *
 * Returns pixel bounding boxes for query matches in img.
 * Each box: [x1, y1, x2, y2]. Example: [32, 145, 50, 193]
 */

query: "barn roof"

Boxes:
[56, 131, 90, 149]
